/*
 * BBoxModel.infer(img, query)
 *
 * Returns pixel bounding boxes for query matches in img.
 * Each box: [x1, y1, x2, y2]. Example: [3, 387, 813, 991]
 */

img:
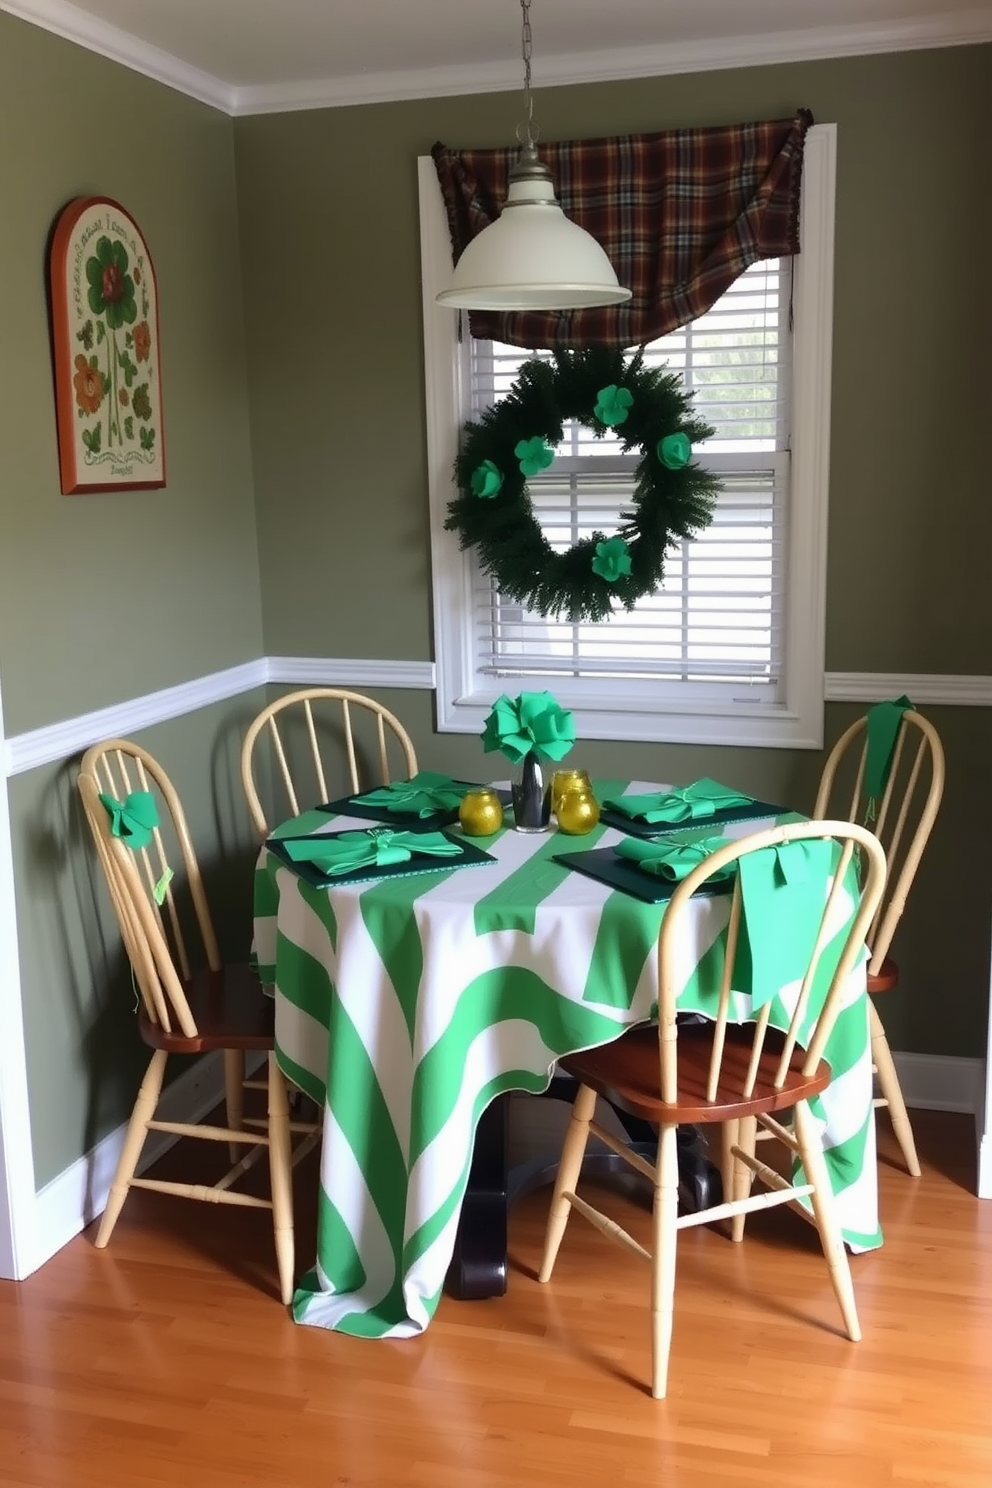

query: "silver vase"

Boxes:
[510, 749, 551, 833]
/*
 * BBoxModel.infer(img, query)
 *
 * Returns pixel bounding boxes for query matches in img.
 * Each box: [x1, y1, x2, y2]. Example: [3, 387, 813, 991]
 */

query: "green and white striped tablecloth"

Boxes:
[253, 779, 881, 1338]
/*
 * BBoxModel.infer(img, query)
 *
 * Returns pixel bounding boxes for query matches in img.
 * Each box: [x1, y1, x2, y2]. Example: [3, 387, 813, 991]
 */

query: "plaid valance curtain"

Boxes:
[432, 110, 813, 351]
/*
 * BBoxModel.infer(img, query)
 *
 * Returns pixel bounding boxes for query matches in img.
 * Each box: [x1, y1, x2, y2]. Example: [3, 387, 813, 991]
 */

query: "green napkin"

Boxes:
[603, 778, 754, 824]
[352, 771, 469, 818]
[615, 833, 736, 882]
[735, 838, 838, 1009]
[278, 827, 463, 877]
[864, 695, 913, 801]
[481, 691, 576, 765]
[99, 790, 159, 850]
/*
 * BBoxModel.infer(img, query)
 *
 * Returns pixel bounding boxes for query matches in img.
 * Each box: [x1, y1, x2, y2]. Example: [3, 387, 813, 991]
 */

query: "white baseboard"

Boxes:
[891, 1051, 986, 1117]
[978, 1134, 992, 1201]
[29, 1049, 265, 1278]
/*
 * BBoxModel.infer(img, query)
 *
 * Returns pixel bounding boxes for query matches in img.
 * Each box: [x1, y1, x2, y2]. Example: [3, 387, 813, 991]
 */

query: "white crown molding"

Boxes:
[824, 672, 992, 707]
[265, 656, 437, 691]
[0, 0, 235, 112]
[3, 659, 267, 778]
[3, 1, 990, 116]
[233, 11, 992, 114]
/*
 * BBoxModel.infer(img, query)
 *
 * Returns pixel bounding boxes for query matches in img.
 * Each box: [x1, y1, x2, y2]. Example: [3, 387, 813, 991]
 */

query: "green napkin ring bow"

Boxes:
[353, 772, 469, 818]
[280, 827, 463, 876]
[99, 790, 159, 850]
[616, 834, 735, 882]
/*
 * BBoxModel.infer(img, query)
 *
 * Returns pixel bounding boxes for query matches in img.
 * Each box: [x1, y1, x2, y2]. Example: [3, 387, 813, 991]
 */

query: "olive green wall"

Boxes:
[0, 13, 263, 732]
[0, 13, 265, 1187]
[238, 46, 992, 1060]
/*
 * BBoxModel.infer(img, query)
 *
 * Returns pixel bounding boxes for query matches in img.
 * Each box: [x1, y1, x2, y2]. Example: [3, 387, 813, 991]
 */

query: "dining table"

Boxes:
[252, 776, 881, 1339]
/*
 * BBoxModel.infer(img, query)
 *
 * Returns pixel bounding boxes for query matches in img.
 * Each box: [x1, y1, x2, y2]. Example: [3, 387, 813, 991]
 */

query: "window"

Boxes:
[418, 124, 835, 749]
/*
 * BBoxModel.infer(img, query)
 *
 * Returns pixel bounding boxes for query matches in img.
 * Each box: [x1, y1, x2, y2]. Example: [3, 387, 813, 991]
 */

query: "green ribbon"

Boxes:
[481, 691, 576, 765]
[735, 839, 838, 1009]
[603, 777, 754, 824]
[98, 790, 159, 850]
[864, 695, 913, 802]
[615, 833, 735, 882]
[279, 828, 464, 877]
[352, 771, 469, 818]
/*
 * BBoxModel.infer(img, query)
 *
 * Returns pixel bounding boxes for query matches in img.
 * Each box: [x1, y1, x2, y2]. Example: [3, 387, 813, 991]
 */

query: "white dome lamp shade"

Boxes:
[436, 1, 631, 314]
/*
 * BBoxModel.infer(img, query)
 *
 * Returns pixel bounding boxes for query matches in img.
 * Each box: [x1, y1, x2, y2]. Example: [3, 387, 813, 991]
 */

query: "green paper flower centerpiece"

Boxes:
[481, 691, 576, 765]
[447, 347, 718, 623]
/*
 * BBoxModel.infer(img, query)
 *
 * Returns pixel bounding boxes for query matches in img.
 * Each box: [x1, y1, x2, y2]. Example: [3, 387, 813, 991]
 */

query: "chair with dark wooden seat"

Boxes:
[240, 687, 419, 839]
[78, 738, 304, 1304]
[538, 819, 886, 1399]
[814, 707, 945, 1176]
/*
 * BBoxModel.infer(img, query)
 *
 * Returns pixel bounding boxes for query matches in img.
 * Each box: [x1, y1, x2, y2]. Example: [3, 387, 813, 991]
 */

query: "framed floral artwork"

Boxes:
[49, 196, 165, 493]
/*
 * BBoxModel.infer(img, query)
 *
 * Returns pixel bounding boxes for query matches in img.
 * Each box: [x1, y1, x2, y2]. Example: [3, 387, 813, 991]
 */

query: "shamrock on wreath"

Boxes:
[447, 346, 719, 623]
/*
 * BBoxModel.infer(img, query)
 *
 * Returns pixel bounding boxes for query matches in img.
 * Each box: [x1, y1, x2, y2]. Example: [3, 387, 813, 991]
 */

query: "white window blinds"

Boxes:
[465, 258, 792, 700]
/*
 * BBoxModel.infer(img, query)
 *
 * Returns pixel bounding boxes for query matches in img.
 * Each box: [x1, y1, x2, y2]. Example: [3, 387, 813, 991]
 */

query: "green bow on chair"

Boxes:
[736, 838, 840, 1009]
[352, 772, 469, 818]
[98, 791, 159, 850]
[604, 778, 754, 824]
[279, 828, 464, 877]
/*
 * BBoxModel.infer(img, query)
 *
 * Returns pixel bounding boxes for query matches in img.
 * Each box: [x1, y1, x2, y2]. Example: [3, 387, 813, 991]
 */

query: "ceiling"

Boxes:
[3, 0, 990, 113]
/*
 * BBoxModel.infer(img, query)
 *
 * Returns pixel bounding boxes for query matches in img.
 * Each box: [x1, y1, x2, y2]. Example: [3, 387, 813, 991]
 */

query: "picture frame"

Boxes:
[49, 196, 166, 493]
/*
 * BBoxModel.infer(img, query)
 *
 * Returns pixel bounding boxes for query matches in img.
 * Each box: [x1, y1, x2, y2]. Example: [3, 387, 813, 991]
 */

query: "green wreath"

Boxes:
[446, 347, 720, 623]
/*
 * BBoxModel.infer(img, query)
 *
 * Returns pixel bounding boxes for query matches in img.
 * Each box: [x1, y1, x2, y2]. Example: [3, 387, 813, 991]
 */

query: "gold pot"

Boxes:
[458, 788, 504, 836]
[555, 782, 600, 836]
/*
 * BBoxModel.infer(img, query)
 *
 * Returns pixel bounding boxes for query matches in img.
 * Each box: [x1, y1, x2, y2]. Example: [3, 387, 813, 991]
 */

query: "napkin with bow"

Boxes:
[615, 833, 736, 882]
[277, 827, 464, 877]
[603, 778, 755, 825]
[351, 772, 470, 818]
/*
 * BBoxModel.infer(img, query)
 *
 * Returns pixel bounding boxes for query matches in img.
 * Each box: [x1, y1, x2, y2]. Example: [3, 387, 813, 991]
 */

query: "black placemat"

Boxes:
[597, 798, 786, 841]
[267, 829, 497, 890]
[554, 845, 737, 905]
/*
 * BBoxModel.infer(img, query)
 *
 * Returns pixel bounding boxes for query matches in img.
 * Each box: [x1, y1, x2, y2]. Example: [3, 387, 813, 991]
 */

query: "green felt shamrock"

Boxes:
[591, 536, 633, 583]
[593, 384, 633, 427]
[658, 432, 692, 469]
[514, 437, 555, 477]
[470, 459, 504, 499]
[99, 790, 159, 850]
[481, 690, 576, 765]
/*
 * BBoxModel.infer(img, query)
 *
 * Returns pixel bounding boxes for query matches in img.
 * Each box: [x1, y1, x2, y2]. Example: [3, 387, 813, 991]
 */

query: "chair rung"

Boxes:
[587, 1119, 657, 1184]
[757, 1112, 800, 1154]
[242, 1079, 268, 1091]
[146, 1119, 267, 1145]
[872, 1097, 889, 1109]
[566, 1191, 651, 1262]
[291, 1130, 322, 1168]
[676, 1181, 813, 1231]
[241, 1116, 320, 1134]
[130, 1177, 273, 1209]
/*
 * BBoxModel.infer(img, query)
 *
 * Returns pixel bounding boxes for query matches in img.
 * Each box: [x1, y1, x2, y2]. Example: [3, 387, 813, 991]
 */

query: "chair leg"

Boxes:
[650, 1122, 680, 1400]
[267, 1052, 295, 1307]
[719, 1118, 739, 1225]
[224, 1049, 246, 1164]
[538, 1082, 596, 1283]
[95, 1049, 167, 1249]
[869, 998, 921, 1178]
[793, 1099, 861, 1342]
[730, 1115, 758, 1242]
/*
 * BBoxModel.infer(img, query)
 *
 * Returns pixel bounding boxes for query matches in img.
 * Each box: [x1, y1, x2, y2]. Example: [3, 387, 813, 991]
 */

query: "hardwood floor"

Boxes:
[1, 1109, 990, 1487]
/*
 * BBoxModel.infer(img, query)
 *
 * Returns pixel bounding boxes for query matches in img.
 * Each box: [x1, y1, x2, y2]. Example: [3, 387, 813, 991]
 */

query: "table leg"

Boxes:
[445, 1093, 509, 1300]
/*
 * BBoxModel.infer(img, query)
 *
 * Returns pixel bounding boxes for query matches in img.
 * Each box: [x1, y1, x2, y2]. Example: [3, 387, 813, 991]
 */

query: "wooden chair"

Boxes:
[78, 738, 306, 1305]
[538, 819, 886, 1400]
[813, 708, 945, 1176]
[240, 687, 419, 839]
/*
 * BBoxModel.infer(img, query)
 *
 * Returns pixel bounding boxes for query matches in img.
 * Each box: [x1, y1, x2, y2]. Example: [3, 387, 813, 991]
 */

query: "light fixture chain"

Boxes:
[520, 0, 534, 147]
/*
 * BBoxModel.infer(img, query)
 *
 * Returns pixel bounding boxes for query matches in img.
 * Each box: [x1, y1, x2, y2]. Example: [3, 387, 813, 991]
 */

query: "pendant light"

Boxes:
[436, 0, 631, 312]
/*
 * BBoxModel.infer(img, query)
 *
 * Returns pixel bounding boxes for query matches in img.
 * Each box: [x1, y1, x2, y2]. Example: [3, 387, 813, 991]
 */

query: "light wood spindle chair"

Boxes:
[812, 708, 945, 1177]
[538, 819, 886, 1400]
[78, 739, 313, 1305]
[240, 687, 419, 840]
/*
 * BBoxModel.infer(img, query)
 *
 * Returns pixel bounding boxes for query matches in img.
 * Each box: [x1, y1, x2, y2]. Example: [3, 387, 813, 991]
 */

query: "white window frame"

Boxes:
[418, 123, 836, 749]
